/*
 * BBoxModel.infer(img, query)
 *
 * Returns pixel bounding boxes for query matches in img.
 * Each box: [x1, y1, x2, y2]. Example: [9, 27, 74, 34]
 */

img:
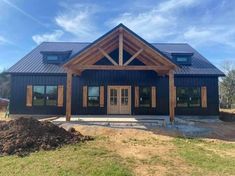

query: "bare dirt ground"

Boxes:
[199, 121, 235, 141]
[0, 112, 5, 120]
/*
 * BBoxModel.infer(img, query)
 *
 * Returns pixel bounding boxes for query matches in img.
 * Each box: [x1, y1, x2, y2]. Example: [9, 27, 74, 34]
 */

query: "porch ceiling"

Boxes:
[63, 24, 178, 75]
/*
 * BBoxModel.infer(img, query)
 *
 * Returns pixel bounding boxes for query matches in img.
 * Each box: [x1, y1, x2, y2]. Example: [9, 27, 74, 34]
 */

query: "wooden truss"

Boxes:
[63, 25, 177, 122]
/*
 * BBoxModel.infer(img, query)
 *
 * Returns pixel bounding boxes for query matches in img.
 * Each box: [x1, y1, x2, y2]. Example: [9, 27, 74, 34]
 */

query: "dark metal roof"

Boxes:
[7, 42, 224, 76]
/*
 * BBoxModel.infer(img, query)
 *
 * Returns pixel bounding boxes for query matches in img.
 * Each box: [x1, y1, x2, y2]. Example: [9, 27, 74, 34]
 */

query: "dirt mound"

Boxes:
[0, 117, 92, 156]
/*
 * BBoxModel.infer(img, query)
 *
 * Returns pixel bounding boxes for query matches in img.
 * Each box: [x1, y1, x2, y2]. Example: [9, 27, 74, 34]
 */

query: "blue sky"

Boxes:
[0, 0, 234, 71]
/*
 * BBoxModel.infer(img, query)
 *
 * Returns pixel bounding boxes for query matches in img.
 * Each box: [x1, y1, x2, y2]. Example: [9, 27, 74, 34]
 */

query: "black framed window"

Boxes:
[33, 85, 58, 106]
[139, 87, 151, 107]
[88, 86, 100, 107]
[33, 86, 45, 106]
[176, 87, 201, 108]
[46, 86, 58, 106]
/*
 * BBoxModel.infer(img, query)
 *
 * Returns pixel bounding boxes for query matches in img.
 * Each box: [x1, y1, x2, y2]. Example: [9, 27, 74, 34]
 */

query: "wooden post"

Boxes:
[119, 30, 123, 65]
[66, 70, 72, 121]
[169, 70, 175, 122]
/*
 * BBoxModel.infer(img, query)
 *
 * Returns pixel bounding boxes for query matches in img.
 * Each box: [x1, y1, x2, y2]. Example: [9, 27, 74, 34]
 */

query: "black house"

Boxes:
[7, 24, 224, 121]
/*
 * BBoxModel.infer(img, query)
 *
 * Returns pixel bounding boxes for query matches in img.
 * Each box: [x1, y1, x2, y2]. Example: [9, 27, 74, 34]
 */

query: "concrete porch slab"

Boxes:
[52, 115, 170, 122]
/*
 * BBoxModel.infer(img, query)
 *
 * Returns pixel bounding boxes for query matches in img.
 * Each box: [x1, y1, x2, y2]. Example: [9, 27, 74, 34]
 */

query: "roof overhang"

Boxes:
[63, 24, 178, 75]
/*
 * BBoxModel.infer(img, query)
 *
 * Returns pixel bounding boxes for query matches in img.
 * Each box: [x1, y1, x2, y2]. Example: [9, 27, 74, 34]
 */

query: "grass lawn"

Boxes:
[0, 125, 235, 176]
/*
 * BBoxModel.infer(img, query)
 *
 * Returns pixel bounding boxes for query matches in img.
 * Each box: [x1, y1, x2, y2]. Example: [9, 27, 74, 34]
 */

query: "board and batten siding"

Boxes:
[10, 72, 219, 116]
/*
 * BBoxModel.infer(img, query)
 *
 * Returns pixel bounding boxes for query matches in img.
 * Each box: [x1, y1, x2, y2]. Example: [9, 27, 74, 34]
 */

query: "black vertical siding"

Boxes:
[175, 76, 219, 115]
[10, 72, 219, 116]
[10, 74, 67, 115]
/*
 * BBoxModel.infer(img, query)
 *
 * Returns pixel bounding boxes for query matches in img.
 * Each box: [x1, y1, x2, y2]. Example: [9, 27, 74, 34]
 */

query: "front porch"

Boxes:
[53, 115, 170, 129]
[63, 24, 178, 122]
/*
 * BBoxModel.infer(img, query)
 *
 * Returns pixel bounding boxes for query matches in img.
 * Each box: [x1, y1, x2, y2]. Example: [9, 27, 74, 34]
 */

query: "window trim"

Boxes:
[32, 85, 58, 107]
[139, 86, 151, 108]
[87, 86, 100, 107]
[176, 87, 201, 108]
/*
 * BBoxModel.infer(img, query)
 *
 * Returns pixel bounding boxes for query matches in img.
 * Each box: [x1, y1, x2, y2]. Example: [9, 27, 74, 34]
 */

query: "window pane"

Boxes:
[110, 89, 117, 105]
[121, 89, 128, 105]
[177, 97, 188, 107]
[88, 96, 99, 106]
[88, 87, 99, 97]
[189, 88, 200, 107]
[46, 86, 57, 106]
[139, 87, 151, 107]
[177, 57, 188, 62]
[189, 97, 200, 107]
[47, 55, 58, 61]
[176, 88, 189, 107]
[190, 88, 200, 96]
[110, 97, 117, 105]
[176, 87, 201, 108]
[88, 86, 99, 107]
[33, 86, 44, 106]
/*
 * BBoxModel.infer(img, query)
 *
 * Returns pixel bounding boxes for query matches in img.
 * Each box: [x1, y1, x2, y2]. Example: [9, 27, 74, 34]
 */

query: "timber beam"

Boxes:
[124, 48, 143, 66]
[66, 70, 72, 121]
[169, 70, 175, 122]
[74, 65, 171, 71]
[119, 29, 123, 65]
[98, 47, 118, 65]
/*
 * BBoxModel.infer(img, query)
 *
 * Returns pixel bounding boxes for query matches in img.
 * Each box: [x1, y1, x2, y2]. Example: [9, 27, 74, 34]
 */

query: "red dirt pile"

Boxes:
[0, 117, 92, 156]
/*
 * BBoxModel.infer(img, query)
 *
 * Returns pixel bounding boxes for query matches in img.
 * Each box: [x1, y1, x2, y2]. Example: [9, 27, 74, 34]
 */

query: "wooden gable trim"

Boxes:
[71, 38, 118, 69]
[64, 30, 119, 67]
[98, 47, 118, 65]
[74, 65, 171, 71]
[123, 30, 178, 68]
[64, 25, 178, 75]
[123, 39, 166, 66]
[124, 48, 143, 66]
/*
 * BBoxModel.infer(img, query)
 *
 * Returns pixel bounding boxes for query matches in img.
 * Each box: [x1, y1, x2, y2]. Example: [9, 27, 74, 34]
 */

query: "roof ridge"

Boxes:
[42, 41, 91, 44]
[151, 43, 189, 45]
[41, 41, 191, 45]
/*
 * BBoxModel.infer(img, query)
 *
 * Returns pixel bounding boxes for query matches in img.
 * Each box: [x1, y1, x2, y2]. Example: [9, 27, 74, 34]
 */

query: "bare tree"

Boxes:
[0, 70, 10, 99]
[219, 60, 235, 108]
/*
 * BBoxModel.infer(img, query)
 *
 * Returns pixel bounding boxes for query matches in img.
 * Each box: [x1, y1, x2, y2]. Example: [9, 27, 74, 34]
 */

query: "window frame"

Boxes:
[32, 85, 58, 107]
[176, 87, 201, 108]
[87, 86, 100, 107]
[139, 86, 151, 108]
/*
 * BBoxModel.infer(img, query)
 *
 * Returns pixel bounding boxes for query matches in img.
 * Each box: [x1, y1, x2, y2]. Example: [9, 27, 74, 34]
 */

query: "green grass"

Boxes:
[174, 138, 235, 175]
[0, 141, 132, 176]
